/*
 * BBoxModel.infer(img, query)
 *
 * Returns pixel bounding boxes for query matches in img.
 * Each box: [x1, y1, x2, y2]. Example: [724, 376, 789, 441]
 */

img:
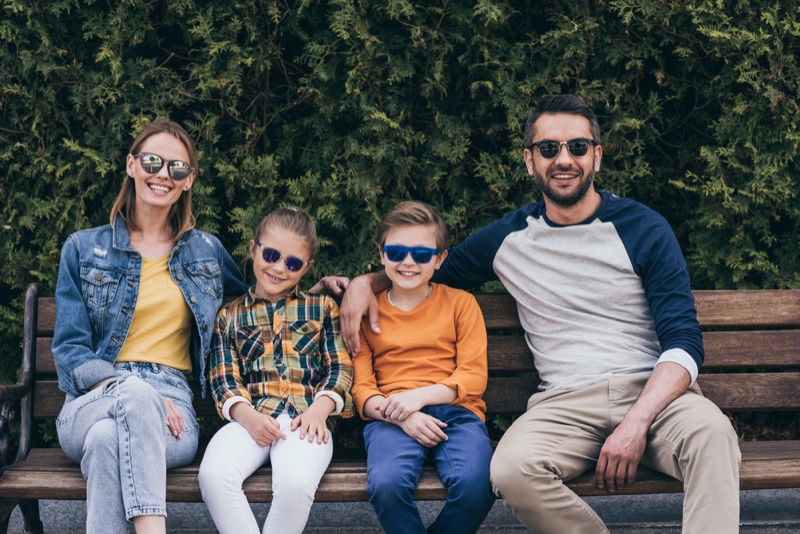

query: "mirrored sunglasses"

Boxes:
[528, 138, 596, 159]
[382, 245, 440, 264]
[134, 153, 195, 181]
[255, 239, 310, 272]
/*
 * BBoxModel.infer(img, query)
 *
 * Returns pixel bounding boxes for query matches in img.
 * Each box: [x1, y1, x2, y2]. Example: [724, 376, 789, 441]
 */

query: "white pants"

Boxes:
[198, 413, 333, 534]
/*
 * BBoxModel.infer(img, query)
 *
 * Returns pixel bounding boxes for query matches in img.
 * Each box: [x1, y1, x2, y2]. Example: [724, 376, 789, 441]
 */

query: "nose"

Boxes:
[271, 257, 287, 272]
[553, 142, 573, 165]
[400, 251, 416, 265]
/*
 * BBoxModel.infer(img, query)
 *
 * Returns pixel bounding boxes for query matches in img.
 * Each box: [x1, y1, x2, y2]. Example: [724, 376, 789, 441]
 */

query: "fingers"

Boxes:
[326, 276, 350, 295]
[367, 299, 381, 335]
[164, 398, 183, 439]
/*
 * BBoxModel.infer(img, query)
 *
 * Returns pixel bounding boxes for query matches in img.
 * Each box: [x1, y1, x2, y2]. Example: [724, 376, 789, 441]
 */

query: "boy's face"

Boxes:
[380, 224, 447, 296]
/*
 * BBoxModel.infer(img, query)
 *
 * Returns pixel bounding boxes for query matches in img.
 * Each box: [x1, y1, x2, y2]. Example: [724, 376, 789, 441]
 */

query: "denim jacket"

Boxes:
[53, 216, 248, 398]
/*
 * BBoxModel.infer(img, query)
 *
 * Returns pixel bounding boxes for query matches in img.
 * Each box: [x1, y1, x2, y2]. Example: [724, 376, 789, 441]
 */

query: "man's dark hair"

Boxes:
[524, 95, 601, 148]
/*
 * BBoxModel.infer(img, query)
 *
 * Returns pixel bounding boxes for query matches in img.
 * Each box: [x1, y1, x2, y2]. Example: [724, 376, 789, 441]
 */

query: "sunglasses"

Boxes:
[134, 153, 195, 181]
[382, 245, 440, 264]
[254, 239, 311, 272]
[527, 138, 596, 159]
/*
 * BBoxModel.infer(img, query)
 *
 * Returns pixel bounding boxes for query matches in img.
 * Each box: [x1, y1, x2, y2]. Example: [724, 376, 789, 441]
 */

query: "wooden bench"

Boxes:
[1, 283, 799, 532]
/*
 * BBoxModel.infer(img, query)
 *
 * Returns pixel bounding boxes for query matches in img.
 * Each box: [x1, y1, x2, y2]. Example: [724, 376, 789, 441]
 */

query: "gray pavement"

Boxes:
[8, 488, 800, 532]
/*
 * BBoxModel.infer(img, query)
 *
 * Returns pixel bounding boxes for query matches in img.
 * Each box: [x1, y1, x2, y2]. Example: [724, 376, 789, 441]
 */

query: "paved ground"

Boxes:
[8, 488, 800, 532]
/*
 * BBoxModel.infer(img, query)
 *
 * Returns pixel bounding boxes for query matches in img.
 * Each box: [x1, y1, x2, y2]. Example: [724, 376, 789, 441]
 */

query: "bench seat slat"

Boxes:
[3, 442, 798, 502]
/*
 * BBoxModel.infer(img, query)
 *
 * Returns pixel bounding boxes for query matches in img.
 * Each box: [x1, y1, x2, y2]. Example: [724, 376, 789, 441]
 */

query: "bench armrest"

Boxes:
[0, 284, 39, 468]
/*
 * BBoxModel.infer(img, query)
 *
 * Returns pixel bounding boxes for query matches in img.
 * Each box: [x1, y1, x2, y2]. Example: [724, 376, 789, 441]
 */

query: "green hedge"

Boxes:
[2, 0, 799, 390]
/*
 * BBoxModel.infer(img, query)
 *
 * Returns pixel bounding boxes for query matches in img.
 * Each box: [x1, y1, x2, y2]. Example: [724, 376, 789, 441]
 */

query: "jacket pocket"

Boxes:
[80, 267, 121, 309]
[183, 260, 222, 298]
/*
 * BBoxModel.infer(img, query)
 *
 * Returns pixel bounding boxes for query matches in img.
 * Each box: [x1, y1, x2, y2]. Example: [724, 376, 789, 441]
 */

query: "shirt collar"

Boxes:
[245, 285, 306, 306]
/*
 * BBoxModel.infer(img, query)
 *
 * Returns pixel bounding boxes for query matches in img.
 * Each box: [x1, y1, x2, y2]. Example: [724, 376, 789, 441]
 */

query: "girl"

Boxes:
[53, 119, 249, 534]
[199, 207, 353, 534]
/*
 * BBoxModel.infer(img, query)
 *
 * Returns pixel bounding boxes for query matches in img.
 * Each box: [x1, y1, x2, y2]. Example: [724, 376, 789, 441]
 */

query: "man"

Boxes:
[340, 94, 741, 533]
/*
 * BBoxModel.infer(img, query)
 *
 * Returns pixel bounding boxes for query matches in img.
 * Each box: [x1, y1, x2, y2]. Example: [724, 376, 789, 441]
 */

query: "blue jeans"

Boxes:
[56, 363, 199, 534]
[364, 405, 496, 534]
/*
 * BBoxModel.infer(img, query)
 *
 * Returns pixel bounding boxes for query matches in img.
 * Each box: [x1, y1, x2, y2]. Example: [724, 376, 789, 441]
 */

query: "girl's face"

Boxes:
[125, 132, 195, 215]
[249, 228, 313, 303]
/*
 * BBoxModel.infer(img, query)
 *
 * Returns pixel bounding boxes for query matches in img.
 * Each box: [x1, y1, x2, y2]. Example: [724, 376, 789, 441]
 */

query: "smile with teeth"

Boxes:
[264, 272, 286, 283]
[148, 182, 172, 193]
[398, 270, 419, 277]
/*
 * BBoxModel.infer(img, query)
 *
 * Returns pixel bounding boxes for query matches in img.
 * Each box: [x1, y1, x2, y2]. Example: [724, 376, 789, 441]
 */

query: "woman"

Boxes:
[53, 118, 244, 533]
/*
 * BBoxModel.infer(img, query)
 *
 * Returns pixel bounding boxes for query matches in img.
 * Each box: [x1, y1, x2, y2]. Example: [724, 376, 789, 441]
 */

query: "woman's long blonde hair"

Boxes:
[110, 119, 199, 237]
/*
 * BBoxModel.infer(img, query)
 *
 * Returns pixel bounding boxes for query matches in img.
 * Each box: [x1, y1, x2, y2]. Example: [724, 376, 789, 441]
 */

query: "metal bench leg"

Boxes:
[18, 500, 42, 534]
[0, 501, 17, 534]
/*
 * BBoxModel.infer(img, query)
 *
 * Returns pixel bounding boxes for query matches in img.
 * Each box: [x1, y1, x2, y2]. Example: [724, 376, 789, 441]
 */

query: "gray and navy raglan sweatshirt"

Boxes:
[433, 190, 703, 392]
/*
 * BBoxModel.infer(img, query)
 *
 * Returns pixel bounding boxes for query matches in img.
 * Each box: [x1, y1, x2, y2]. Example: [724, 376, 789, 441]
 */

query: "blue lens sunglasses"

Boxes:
[382, 245, 440, 264]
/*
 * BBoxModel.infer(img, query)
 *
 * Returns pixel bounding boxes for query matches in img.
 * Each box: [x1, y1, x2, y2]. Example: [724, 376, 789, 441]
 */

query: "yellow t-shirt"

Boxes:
[116, 255, 192, 372]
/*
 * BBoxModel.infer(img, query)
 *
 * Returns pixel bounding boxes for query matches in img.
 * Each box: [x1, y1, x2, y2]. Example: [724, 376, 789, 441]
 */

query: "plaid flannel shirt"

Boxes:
[209, 286, 353, 428]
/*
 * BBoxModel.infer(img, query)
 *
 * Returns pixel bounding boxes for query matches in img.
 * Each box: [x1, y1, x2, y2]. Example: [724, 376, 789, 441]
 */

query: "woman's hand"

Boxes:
[291, 396, 336, 444]
[164, 398, 184, 439]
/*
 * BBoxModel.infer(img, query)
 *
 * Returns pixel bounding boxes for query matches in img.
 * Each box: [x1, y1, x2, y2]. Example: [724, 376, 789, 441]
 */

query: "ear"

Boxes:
[249, 239, 258, 261]
[182, 173, 195, 192]
[434, 248, 448, 270]
[379, 244, 388, 268]
[593, 144, 603, 173]
[126, 154, 136, 177]
[523, 148, 535, 175]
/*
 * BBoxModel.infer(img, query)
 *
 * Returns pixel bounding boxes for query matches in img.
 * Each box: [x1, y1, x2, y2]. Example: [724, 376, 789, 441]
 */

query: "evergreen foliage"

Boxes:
[1, 0, 799, 393]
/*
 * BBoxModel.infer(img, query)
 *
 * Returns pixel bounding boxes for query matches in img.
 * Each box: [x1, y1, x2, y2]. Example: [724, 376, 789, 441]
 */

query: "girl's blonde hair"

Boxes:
[223, 207, 318, 335]
[110, 118, 199, 237]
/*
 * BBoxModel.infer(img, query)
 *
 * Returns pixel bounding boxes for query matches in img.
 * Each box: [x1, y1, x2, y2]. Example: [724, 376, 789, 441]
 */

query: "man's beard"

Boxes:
[533, 166, 595, 208]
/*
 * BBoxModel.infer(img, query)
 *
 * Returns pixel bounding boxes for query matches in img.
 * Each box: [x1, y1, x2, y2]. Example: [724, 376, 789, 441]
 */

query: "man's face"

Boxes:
[523, 113, 602, 208]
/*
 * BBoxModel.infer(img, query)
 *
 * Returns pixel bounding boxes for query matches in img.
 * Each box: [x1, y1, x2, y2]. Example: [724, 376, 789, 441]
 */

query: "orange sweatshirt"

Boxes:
[352, 283, 488, 421]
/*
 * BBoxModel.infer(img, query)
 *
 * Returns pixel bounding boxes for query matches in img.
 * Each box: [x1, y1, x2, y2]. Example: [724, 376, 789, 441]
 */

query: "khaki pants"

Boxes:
[490, 375, 740, 534]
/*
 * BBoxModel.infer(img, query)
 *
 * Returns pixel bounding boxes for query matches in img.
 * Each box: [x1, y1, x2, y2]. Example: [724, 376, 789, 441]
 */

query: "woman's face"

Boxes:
[125, 132, 195, 214]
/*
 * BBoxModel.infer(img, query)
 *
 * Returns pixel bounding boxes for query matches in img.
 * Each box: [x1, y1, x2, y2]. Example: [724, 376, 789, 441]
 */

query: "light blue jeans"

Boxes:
[56, 363, 199, 534]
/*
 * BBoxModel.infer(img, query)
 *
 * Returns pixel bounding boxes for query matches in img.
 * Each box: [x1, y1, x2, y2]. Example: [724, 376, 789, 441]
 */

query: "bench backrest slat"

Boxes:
[29, 291, 800, 421]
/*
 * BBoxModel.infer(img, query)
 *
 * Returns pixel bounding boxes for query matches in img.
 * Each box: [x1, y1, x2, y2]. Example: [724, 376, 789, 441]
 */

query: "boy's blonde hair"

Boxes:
[378, 201, 447, 251]
[223, 207, 317, 335]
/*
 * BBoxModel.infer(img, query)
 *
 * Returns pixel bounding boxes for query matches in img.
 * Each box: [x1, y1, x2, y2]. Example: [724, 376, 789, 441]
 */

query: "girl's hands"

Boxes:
[232, 403, 286, 447]
[164, 398, 184, 439]
[291, 396, 336, 444]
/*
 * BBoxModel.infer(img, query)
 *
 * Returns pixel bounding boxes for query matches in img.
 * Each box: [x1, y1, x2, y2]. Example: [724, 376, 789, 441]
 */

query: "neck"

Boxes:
[131, 206, 174, 243]
[545, 188, 601, 225]
[388, 284, 432, 312]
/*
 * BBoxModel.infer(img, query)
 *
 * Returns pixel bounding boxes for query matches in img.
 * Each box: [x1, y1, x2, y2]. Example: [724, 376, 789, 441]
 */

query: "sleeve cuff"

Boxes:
[222, 396, 252, 421]
[656, 348, 698, 385]
[314, 391, 344, 415]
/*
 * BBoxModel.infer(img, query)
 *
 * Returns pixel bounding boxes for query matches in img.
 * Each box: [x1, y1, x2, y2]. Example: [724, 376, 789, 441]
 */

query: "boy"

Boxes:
[351, 201, 495, 534]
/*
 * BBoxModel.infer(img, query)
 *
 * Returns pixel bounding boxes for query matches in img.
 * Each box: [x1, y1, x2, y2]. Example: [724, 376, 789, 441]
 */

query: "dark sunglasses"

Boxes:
[382, 245, 440, 264]
[134, 153, 195, 181]
[254, 239, 310, 272]
[527, 138, 596, 159]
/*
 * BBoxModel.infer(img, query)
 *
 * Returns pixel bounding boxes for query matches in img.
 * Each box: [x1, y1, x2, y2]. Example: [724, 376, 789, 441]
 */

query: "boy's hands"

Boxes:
[291, 396, 336, 444]
[398, 412, 448, 447]
[232, 403, 286, 447]
[377, 390, 427, 421]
